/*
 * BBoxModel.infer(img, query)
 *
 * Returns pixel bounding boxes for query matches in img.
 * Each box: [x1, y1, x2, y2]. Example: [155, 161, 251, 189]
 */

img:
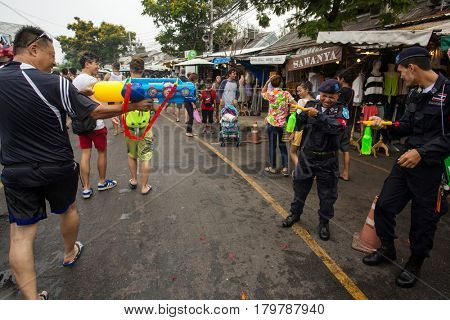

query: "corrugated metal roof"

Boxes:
[257, 2, 449, 56]
[0, 21, 25, 42]
[397, 18, 450, 34]
[258, 32, 316, 55]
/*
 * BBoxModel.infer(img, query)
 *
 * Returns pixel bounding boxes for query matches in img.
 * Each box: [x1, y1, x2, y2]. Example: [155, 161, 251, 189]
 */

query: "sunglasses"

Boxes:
[27, 32, 52, 47]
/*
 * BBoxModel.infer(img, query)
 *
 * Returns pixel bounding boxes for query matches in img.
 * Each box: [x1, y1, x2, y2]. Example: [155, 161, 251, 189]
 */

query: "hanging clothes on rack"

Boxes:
[352, 73, 365, 106]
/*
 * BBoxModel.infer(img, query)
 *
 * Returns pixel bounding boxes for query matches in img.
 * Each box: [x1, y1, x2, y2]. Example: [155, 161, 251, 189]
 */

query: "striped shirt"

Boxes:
[0, 61, 98, 166]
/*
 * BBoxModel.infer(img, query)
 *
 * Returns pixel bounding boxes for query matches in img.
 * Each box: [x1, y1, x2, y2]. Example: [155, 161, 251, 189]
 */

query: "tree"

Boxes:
[213, 22, 238, 51]
[141, 0, 242, 57]
[248, 0, 413, 38]
[56, 17, 138, 66]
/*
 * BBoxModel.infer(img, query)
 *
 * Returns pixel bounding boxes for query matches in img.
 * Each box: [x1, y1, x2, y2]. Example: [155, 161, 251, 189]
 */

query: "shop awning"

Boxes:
[317, 30, 433, 47]
[205, 46, 268, 58]
[250, 55, 287, 65]
[175, 58, 214, 66]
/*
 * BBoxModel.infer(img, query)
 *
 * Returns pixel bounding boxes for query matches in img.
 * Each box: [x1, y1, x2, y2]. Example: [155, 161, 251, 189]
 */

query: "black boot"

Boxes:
[362, 240, 396, 266]
[282, 214, 300, 228]
[319, 221, 330, 241]
[396, 255, 424, 288]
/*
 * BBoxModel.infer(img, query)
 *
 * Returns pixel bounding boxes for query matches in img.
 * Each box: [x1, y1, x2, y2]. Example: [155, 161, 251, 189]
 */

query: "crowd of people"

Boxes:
[0, 26, 448, 300]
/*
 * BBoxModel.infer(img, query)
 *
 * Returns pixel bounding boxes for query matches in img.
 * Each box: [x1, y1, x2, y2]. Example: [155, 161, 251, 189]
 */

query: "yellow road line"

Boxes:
[163, 114, 368, 300]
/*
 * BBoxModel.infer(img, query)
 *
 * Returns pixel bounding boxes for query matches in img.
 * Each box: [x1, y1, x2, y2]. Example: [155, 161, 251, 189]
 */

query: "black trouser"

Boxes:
[375, 162, 446, 258]
[290, 154, 339, 223]
[185, 102, 194, 133]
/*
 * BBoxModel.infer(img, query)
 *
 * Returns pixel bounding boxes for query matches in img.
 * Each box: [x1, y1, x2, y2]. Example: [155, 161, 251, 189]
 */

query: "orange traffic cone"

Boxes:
[250, 122, 261, 144]
[352, 196, 381, 253]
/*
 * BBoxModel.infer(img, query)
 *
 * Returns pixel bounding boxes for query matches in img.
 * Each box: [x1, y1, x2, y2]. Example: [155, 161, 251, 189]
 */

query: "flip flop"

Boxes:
[141, 185, 152, 195]
[63, 241, 84, 267]
[38, 291, 49, 300]
[129, 179, 137, 190]
[339, 176, 350, 182]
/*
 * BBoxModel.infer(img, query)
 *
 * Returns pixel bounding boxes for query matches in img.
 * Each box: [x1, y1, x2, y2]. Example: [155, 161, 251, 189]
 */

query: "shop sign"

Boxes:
[250, 55, 287, 65]
[185, 50, 197, 60]
[287, 46, 342, 71]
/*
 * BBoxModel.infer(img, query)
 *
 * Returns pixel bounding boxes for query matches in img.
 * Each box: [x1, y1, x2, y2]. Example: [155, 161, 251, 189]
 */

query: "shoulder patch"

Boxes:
[342, 107, 350, 119]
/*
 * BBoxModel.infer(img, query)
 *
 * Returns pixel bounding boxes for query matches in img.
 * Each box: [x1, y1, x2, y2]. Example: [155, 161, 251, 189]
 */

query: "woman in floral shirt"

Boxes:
[262, 75, 297, 176]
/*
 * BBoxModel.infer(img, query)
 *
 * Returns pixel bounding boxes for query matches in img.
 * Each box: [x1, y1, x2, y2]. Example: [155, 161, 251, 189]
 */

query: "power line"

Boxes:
[14, 8, 68, 30]
[0, 0, 55, 37]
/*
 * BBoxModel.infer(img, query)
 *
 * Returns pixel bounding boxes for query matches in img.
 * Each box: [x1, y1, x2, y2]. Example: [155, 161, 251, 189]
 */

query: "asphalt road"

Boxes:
[0, 113, 449, 300]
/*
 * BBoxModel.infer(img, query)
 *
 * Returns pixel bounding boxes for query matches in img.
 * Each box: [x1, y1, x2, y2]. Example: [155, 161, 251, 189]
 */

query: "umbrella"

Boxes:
[175, 58, 214, 66]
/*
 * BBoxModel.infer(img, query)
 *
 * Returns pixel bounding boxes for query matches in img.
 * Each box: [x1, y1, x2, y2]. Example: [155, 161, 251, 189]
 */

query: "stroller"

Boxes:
[219, 105, 241, 147]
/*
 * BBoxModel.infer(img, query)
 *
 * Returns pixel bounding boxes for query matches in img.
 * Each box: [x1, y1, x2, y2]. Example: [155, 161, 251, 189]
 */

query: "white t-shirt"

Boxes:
[72, 73, 105, 130]
[108, 72, 123, 81]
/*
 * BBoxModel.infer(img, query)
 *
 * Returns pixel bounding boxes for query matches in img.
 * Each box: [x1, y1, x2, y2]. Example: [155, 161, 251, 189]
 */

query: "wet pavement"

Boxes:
[0, 113, 448, 300]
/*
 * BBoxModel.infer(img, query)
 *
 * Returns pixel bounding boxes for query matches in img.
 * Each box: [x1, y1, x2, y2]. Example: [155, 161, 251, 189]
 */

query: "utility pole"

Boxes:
[209, 0, 214, 52]
[128, 32, 133, 55]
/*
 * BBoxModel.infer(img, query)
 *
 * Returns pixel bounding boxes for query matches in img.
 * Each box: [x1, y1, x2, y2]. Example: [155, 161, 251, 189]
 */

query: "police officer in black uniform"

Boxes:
[282, 79, 347, 241]
[363, 47, 449, 288]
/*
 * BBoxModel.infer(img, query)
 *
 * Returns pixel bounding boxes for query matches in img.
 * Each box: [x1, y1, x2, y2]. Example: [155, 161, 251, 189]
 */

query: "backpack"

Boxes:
[72, 116, 96, 135]
[126, 110, 151, 128]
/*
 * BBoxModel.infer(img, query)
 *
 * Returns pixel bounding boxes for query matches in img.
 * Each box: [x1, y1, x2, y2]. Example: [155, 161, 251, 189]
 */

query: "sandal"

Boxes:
[339, 176, 350, 182]
[129, 179, 137, 190]
[38, 291, 49, 300]
[264, 167, 277, 174]
[141, 185, 152, 195]
[63, 241, 84, 267]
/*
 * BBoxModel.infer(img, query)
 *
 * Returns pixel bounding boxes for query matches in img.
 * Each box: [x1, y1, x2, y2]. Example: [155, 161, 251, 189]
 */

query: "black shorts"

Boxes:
[202, 110, 214, 124]
[339, 129, 350, 152]
[2, 162, 80, 226]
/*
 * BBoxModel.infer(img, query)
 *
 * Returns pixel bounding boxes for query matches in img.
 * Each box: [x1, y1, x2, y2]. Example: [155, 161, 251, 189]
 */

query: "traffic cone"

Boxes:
[352, 196, 381, 253]
[250, 122, 261, 144]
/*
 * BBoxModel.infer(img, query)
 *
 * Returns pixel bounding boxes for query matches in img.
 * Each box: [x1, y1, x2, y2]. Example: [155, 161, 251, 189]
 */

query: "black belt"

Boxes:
[304, 151, 336, 160]
[4, 160, 75, 169]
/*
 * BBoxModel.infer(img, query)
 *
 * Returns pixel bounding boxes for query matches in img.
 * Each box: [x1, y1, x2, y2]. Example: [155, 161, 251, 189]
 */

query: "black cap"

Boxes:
[395, 46, 430, 65]
[318, 79, 341, 94]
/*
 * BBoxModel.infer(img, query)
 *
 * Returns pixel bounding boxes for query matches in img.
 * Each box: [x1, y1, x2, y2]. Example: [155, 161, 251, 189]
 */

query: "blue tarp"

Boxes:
[212, 57, 231, 64]
[236, 60, 272, 85]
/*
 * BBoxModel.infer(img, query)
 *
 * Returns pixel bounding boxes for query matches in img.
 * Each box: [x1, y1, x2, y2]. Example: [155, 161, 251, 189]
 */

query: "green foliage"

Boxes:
[141, 0, 241, 56]
[213, 22, 238, 50]
[249, 0, 413, 38]
[56, 17, 137, 66]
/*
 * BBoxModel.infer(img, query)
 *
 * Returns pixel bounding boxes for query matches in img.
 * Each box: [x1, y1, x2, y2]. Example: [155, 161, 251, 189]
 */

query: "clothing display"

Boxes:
[383, 72, 399, 104]
[364, 73, 384, 105]
[352, 73, 365, 105]
[238, 85, 246, 103]
[308, 72, 321, 94]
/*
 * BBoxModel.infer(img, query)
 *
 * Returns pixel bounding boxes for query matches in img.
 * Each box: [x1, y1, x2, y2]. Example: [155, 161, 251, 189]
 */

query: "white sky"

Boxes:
[0, 0, 291, 63]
